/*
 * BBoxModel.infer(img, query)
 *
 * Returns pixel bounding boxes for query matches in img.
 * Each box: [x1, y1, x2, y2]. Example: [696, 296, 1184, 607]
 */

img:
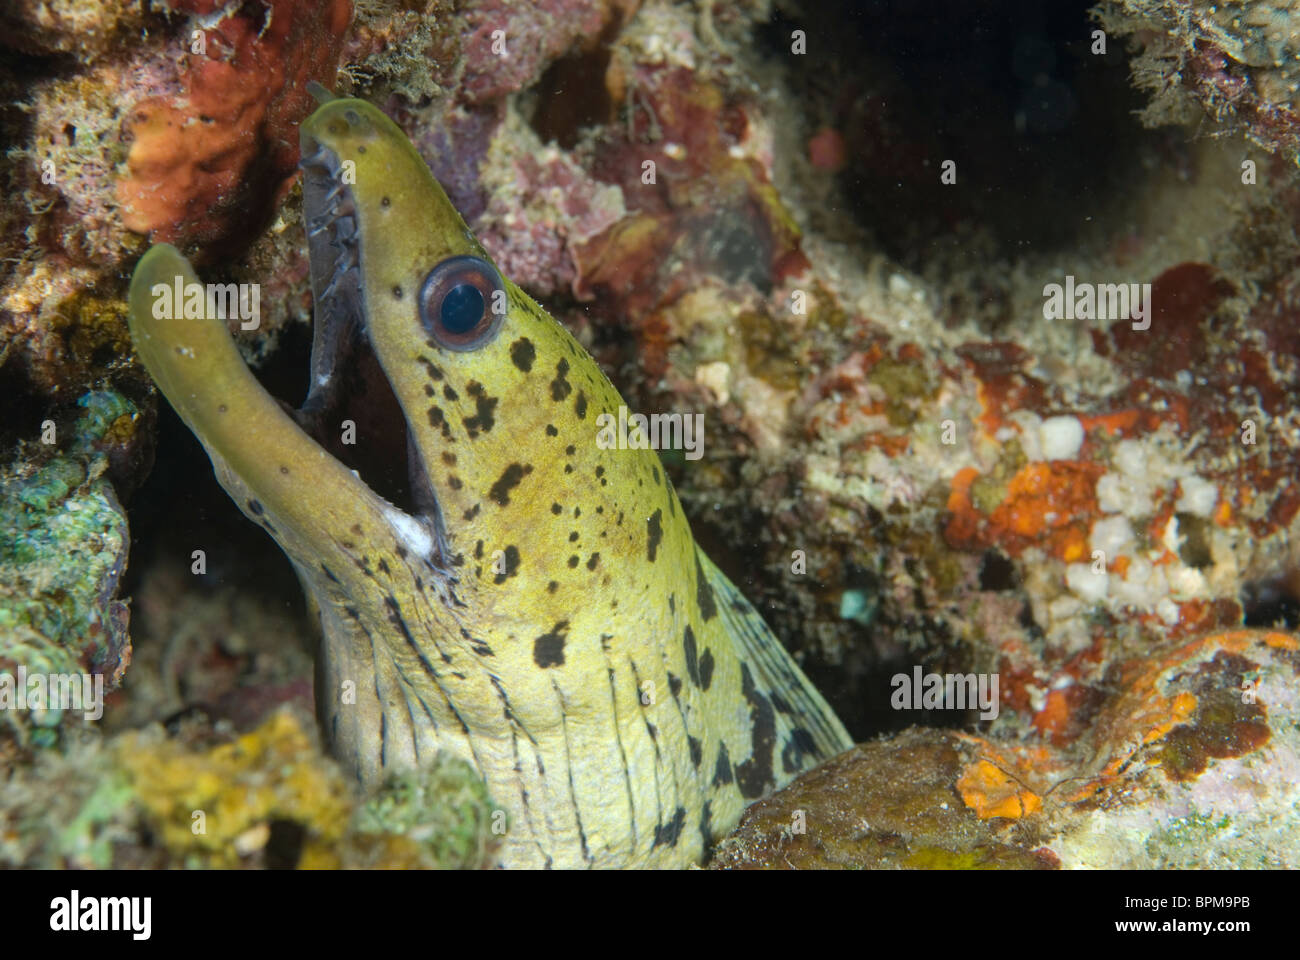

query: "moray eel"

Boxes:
[127, 97, 851, 868]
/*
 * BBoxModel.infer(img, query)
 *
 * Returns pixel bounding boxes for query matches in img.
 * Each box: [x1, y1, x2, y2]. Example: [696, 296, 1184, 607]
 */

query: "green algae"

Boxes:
[352, 753, 500, 869]
[838, 587, 877, 626]
[868, 356, 935, 428]
[50, 763, 137, 869]
[903, 844, 1051, 870]
[968, 437, 1029, 515]
[0, 389, 136, 744]
[0, 732, 138, 869]
[970, 475, 1008, 515]
[1143, 812, 1240, 865]
[739, 308, 802, 390]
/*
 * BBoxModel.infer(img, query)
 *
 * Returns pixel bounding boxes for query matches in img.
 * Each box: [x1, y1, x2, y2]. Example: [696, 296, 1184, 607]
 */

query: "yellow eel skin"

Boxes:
[127, 98, 851, 868]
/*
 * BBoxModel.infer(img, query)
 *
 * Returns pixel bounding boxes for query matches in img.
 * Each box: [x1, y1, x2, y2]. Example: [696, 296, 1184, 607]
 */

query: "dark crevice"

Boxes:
[760, 0, 1164, 266]
[1242, 571, 1300, 630]
[120, 326, 314, 614]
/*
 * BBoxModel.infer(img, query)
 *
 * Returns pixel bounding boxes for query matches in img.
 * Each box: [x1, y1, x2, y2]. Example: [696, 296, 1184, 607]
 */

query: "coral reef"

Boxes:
[116, 708, 355, 869]
[1095, 0, 1300, 165]
[0, 390, 140, 746]
[0, 0, 149, 60]
[458, 0, 636, 104]
[116, 0, 354, 251]
[104, 554, 315, 735]
[709, 727, 1061, 869]
[2, 0, 1300, 868]
[713, 629, 1299, 868]
[2, 708, 499, 868]
[472, 108, 627, 297]
[348, 756, 501, 869]
[558, 1, 1300, 759]
[0, 728, 138, 869]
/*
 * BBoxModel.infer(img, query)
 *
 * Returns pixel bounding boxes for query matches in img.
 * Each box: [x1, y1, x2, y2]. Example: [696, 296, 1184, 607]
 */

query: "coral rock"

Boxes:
[713, 629, 1300, 869]
[116, 0, 353, 252]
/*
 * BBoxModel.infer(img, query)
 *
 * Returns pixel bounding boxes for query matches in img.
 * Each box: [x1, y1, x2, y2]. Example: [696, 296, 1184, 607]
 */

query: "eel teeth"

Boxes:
[333, 216, 357, 242]
[299, 147, 341, 177]
[319, 257, 358, 301]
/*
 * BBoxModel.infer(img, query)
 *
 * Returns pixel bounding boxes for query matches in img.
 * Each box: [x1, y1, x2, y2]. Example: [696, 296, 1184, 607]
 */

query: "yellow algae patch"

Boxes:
[116, 709, 352, 868]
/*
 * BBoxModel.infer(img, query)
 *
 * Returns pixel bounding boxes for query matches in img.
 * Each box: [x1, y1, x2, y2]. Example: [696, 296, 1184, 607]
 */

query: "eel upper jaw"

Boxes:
[300, 136, 362, 409]
[298, 136, 456, 579]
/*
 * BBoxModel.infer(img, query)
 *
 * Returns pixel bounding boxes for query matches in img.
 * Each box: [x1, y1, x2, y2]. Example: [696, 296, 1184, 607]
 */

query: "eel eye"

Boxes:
[418, 255, 506, 351]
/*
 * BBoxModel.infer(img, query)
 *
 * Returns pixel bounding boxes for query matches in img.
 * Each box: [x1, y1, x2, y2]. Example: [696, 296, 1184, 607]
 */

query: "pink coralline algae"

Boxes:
[459, 0, 634, 104]
[570, 64, 806, 376]
[474, 133, 627, 298]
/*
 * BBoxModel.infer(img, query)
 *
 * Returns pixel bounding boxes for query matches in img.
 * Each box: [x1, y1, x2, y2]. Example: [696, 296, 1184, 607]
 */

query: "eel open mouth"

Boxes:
[296, 137, 448, 555]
